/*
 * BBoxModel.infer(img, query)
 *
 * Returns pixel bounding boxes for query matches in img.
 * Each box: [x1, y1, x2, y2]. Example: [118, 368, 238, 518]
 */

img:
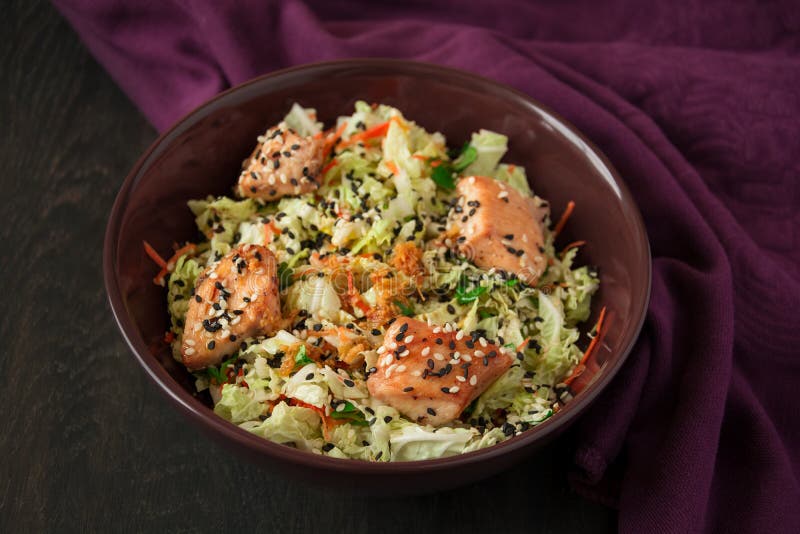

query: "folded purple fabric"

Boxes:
[54, 1, 800, 531]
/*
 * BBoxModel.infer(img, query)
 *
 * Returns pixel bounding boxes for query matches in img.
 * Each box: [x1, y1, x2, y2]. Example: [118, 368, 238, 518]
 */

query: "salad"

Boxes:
[144, 102, 603, 461]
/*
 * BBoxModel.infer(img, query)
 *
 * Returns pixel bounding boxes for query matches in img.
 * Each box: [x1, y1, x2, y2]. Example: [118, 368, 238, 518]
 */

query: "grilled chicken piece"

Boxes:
[236, 122, 324, 201]
[367, 318, 513, 426]
[447, 175, 549, 285]
[182, 244, 281, 371]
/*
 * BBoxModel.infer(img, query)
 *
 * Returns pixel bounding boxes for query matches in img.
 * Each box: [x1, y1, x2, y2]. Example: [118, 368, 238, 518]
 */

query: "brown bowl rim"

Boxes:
[103, 58, 651, 474]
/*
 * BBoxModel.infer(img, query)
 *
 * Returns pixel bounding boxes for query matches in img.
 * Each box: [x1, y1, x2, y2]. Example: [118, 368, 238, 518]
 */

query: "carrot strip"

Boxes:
[322, 121, 348, 160]
[143, 241, 168, 269]
[153, 243, 197, 286]
[384, 161, 399, 176]
[563, 306, 608, 386]
[561, 240, 587, 255]
[412, 154, 428, 162]
[515, 338, 531, 354]
[553, 200, 575, 237]
[321, 158, 338, 176]
[338, 120, 390, 149]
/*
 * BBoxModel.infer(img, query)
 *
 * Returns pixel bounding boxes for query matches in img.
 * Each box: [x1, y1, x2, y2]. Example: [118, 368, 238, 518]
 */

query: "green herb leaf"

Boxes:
[329, 401, 369, 426]
[294, 345, 314, 367]
[455, 281, 487, 305]
[394, 300, 415, 317]
[431, 165, 456, 191]
[477, 308, 496, 320]
[505, 278, 519, 287]
[452, 145, 477, 172]
[207, 355, 237, 384]
[278, 261, 294, 291]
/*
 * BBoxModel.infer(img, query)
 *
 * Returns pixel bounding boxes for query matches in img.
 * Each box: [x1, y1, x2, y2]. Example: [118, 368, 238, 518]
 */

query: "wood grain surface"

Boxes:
[0, 2, 616, 532]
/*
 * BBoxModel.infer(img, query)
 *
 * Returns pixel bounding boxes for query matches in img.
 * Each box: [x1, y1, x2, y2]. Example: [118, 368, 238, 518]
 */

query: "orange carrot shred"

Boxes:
[338, 120, 390, 149]
[143, 241, 168, 269]
[385, 161, 399, 175]
[561, 240, 587, 255]
[564, 306, 608, 386]
[321, 158, 338, 176]
[553, 200, 576, 237]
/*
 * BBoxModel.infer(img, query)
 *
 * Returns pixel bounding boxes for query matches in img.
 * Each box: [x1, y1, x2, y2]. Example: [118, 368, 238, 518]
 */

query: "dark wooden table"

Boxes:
[1, 2, 616, 532]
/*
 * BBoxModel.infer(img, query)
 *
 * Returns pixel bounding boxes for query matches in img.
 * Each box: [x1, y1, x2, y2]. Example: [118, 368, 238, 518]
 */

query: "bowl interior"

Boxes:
[106, 60, 650, 474]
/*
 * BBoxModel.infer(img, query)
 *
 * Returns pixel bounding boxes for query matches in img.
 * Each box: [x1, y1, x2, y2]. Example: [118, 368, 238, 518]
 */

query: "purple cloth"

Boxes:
[55, 1, 800, 531]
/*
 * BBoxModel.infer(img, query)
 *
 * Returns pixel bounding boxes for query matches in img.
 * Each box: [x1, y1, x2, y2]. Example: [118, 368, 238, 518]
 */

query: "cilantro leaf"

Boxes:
[452, 145, 477, 172]
[294, 344, 314, 367]
[329, 401, 369, 426]
[431, 164, 456, 191]
[278, 261, 294, 291]
[394, 300, 415, 317]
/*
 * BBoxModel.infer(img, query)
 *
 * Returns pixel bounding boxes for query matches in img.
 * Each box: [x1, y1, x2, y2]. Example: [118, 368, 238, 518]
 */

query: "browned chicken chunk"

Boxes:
[447, 175, 549, 285]
[182, 244, 281, 371]
[367, 318, 514, 426]
[236, 122, 324, 201]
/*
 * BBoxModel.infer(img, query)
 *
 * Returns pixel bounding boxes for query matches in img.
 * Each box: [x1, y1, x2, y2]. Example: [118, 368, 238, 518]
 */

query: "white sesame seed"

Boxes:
[469, 375, 477, 386]
[462, 354, 472, 362]
[449, 386, 460, 393]
[185, 339, 196, 346]
[455, 330, 464, 340]
[479, 337, 487, 347]
[220, 329, 230, 339]
[432, 326, 442, 334]
[498, 191, 509, 199]
[399, 350, 410, 357]
[421, 347, 431, 356]
[386, 363, 397, 378]
[453, 351, 461, 359]
[468, 176, 475, 184]
[268, 175, 276, 185]
[336, 403, 346, 412]
[474, 350, 484, 357]
[389, 341, 398, 350]
[456, 376, 466, 382]
[411, 370, 422, 377]
[376, 346, 386, 354]
[404, 335, 414, 343]
[184, 347, 195, 355]
[434, 352, 445, 361]
[206, 308, 215, 318]
[396, 365, 407, 372]
[209, 272, 218, 279]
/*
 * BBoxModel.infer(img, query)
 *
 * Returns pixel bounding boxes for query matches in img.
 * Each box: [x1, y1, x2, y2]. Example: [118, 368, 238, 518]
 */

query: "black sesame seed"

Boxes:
[383, 416, 392, 423]
[194, 295, 202, 303]
[344, 379, 355, 387]
[207, 340, 215, 350]
[504, 234, 514, 240]
[403, 386, 414, 392]
[441, 387, 450, 394]
[427, 407, 437, 416]
[322, 443, 335, 452]
[305, 373, 315, 380]
[435, 338, 444, 345]
[447, 304, 456, 314]
[371, 329, 381, 336]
